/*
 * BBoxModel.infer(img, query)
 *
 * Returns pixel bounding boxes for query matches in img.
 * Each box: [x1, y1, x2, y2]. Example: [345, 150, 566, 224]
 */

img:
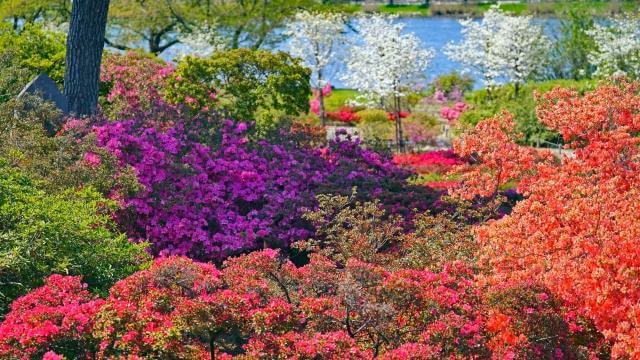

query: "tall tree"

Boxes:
[63, 0, 110, 116]
[214, 0, 314, 49]
[342, 14, 433, 152]
[285, 10, 347, 126]
[107, 0, 204, 54]
[0, 0, 70, 30]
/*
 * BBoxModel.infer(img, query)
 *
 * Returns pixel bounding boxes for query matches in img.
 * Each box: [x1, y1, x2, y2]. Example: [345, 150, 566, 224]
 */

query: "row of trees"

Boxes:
[0, 0, 322, 54]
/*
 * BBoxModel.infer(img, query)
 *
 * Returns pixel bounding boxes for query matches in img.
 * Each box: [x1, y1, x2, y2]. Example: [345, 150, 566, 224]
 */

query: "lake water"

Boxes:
[162, 16, 561, 89]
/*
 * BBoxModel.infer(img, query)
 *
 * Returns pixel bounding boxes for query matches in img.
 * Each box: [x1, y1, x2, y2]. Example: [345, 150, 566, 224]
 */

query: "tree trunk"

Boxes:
[395, 95, 404, 153]
[64, 0, 110, 117]
[318, 72, 326, 126]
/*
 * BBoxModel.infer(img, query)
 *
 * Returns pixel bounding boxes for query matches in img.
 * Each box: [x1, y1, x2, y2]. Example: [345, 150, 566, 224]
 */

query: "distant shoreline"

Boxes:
[337, 1, 640, 18]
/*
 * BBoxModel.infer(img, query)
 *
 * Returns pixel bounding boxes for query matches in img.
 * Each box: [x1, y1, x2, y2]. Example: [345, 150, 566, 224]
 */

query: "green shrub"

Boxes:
[0, 160, 149, 313]
[356, 109, 388, 123]
[356, 109, 394, 142]
[460, 79, 597, 146]
[0, 96, 139, 195]
[405, 112, 438, 128]
[165, 48, 311, 134]
[0, 23, 66, 101]
[429, 71, 474, 96]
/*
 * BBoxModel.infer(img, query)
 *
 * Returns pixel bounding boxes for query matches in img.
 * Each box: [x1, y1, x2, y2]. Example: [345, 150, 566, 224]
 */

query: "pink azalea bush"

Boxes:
[0, 275, 103, 359]
[393, 150, 464, 174]
[440, 102, 468, 123]
[0, 254, 603, 359]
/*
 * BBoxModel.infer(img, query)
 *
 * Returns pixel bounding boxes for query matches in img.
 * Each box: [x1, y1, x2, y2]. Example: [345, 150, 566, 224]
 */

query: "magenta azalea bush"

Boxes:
[92, 117, 434, 261]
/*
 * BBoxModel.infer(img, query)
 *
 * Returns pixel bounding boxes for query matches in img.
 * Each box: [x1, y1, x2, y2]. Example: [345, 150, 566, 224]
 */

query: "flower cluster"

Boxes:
[440, 102, 468, 123]
[394, 150, 464, 174]
[0, 275, 103, 359]
[326, 106, 360, 124]
[93, 113, 432, 260]
[0, 251, 602, 359]
[100, 52, 174, 118]
[452, 80, 640, 357]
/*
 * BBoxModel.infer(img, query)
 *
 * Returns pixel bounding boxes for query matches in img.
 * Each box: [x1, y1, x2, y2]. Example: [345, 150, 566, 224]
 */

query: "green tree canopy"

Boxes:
[165, 48, 311, 128]
[107, 0, 209, 54]
[0, 23, 66, 101]
[0, 0, 70, 30]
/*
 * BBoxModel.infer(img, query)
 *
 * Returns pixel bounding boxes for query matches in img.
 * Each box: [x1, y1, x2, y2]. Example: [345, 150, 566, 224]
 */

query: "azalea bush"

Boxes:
[326, 106, 360, 124]
[393, 150, 464, 174]
[92, 109, 435, 261]
[452, 79, 640, 357]
[0, 226, 603, 359]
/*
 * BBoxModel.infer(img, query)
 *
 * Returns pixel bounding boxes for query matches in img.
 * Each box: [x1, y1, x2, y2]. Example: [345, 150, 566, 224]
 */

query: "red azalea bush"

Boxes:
[0, 275, 104, 359]
[386, 111, 410, 121]
[452, 80, 640, 357]
[393, 150, 465, 174]
[0, 251, 603, 359]
[326, 106, 360, 124]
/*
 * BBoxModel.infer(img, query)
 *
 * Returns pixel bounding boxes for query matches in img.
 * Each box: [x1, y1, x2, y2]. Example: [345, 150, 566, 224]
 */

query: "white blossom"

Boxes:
[178, 22, 226, 58]
[587, 17, 640, 78]
[445, 7, 550, 91]
[444, 10, 503, 88]
[492, 13, 550, 89]
[285, 11, 348, 88]
[341, 14, 434, 106]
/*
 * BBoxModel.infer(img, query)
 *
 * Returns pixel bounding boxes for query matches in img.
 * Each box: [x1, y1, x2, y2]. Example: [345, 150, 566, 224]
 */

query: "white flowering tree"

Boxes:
[445, 7, 550, 96]
[177, 21, 227, 59]
[285, 11, 347, 125]
[444, 9, 503, 91]
[342, 14, 433, 151]
[587, 17, 640, 79]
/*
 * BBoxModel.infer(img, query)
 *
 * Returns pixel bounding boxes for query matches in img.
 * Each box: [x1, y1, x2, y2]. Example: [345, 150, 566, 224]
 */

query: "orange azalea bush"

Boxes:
[452, 80, 640, 357]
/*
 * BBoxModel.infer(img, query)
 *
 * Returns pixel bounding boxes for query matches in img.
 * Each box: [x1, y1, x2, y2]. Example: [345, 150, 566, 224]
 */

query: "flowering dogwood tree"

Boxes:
[587, 17, 640, 78]
[444, 9, 503, 91]
[342, 14, 433, 151]
[286, 11, 347, 125]
[445, 7, 550, 96]
[492, 12, 550, 95]
[176, 21, 227, 58]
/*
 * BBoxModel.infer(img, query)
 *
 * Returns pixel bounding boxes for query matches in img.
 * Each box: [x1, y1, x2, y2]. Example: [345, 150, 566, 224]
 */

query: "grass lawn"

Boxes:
[324, 88, 359, 112]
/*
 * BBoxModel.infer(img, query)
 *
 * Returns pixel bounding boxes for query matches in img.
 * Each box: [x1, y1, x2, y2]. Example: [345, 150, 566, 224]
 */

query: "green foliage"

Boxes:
[213, 0, 315, 49]
[378, 4, 430, 16]
[166, 49, 311, 132]
[297, 192, 403, 265]
[0, 96, 140, 195]
[356, 109, 394, 142]
[429, 71, 474, 95]
[460, 79, 597, 146]
[547, 9, 596, 80]
[0, 0, 70, 26]
[0, 159, 149, 314]
[107, 0, 206, 54]
[323, 88, 358, 111]
[0, 23, 66, 100]
[405, 112, 438, 128]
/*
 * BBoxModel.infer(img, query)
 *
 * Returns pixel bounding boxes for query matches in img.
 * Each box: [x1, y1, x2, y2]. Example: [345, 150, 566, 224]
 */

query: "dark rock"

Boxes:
[17, 74, 68, 114]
